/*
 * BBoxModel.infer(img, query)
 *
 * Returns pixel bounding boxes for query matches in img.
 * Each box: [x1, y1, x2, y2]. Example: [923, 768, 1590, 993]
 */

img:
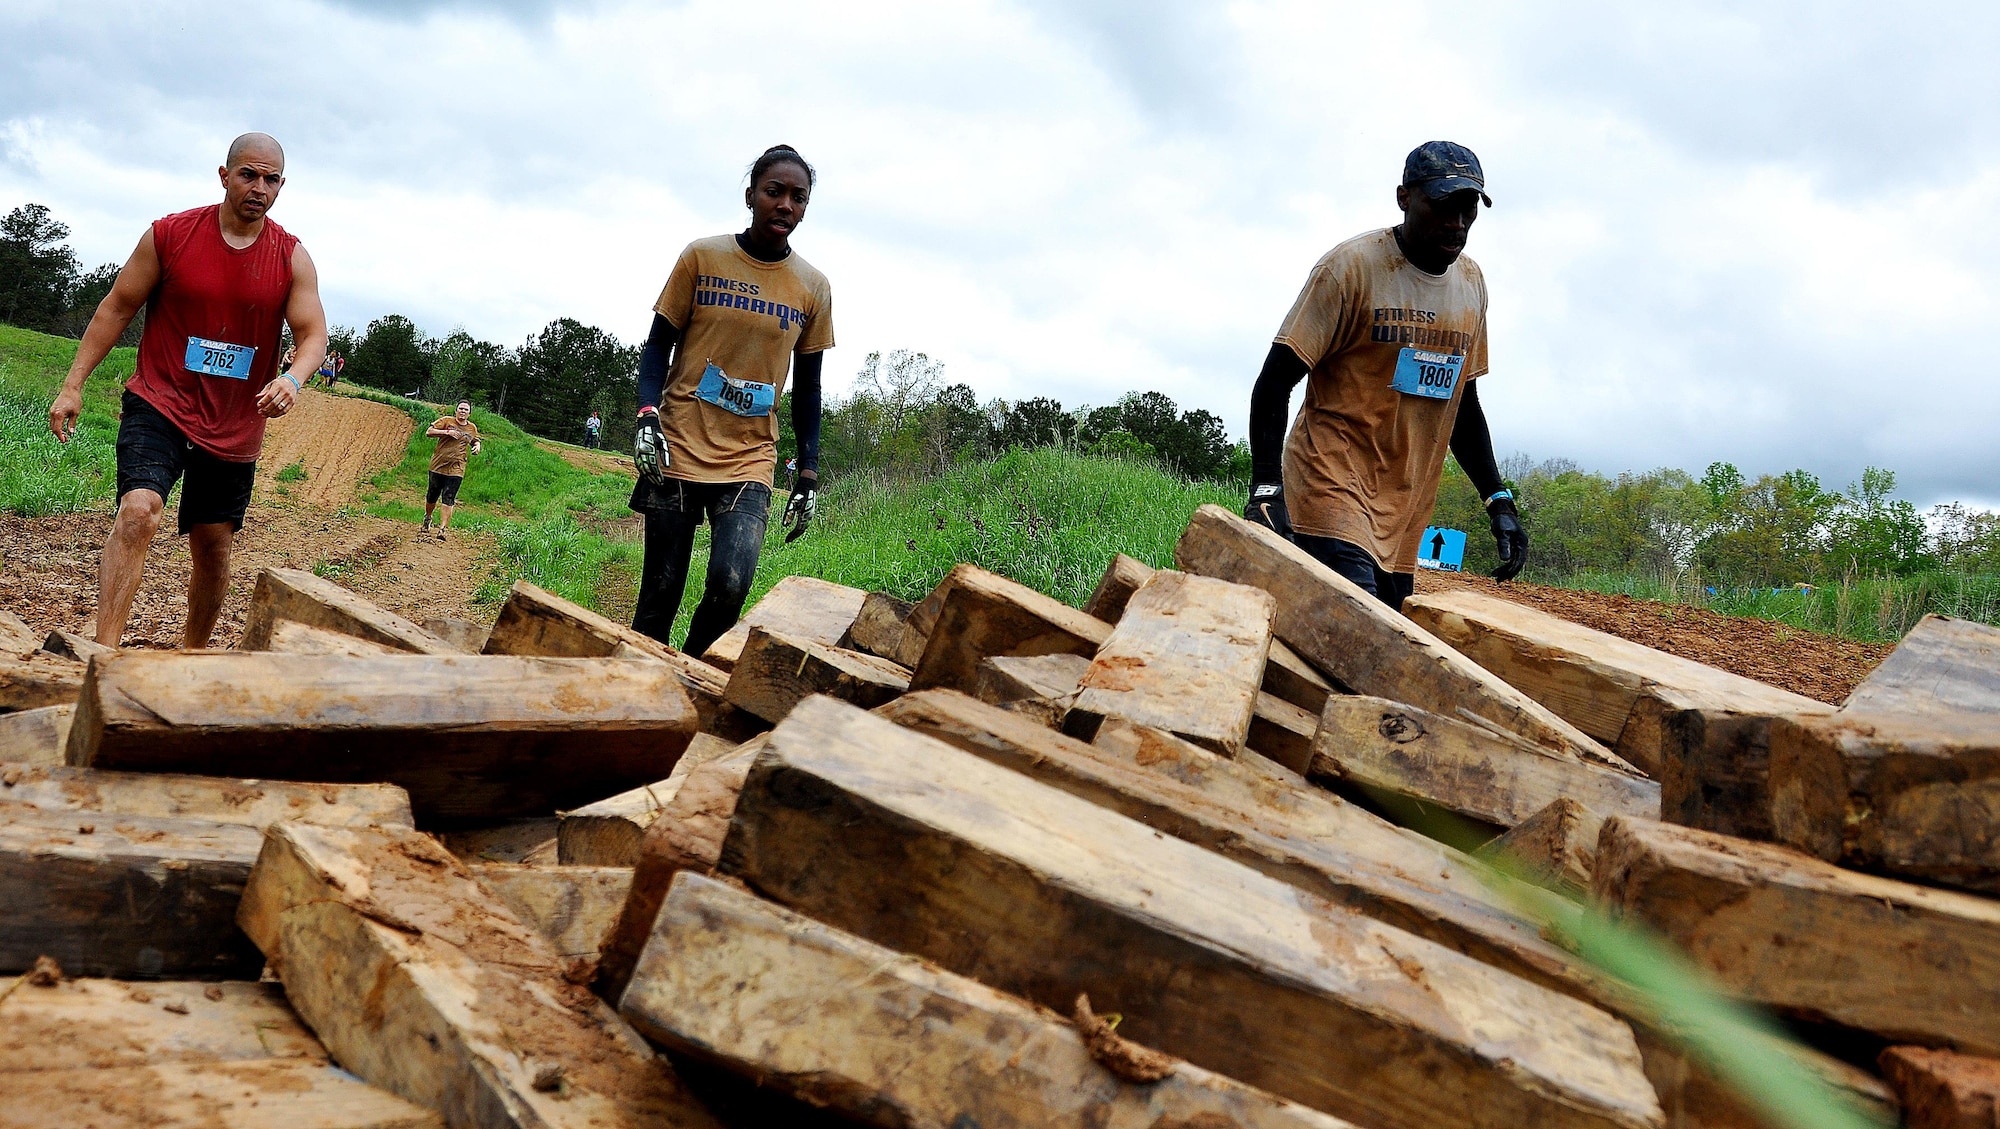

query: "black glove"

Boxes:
[782, 471, 817, 544]
[1244, 482, 1293, 540]
[633, 409, 668, 485]
[1487, 494, 1528, 581]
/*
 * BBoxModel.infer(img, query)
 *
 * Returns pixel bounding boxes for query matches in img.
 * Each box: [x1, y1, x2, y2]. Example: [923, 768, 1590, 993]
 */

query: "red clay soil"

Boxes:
[1413, 571, 1890, 706]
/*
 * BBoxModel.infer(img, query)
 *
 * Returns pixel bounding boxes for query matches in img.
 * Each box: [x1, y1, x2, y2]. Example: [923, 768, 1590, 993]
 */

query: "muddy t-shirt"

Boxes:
[654, 235, 834, 484]
[1276, 228, 1489, 573]
[428, 418, 479, 476]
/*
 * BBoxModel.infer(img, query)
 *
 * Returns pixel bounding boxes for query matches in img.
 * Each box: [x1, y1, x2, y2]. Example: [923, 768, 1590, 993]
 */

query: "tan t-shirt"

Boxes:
[428, 418, 480, 476]
[654, 235, 835, 483]
[1276, 228, 1489, 572]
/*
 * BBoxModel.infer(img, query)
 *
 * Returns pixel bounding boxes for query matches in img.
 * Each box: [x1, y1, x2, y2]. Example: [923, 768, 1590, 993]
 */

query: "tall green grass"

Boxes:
[0, 325, 134, 517]
[1558, 567, 2000, 642]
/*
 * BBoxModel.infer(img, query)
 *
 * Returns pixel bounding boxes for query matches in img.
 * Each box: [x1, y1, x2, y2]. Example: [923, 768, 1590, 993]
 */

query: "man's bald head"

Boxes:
[226, 133, 285, 171]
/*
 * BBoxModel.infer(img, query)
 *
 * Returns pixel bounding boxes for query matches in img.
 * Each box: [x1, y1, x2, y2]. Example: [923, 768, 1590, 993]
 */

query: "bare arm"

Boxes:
[49, 229, 159, 441]
[256, 244, 327, 418]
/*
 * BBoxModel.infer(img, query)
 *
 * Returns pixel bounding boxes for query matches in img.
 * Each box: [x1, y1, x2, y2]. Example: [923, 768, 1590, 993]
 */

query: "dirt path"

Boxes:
[536, 437, 635, 479]
[257, 388, 415, 507]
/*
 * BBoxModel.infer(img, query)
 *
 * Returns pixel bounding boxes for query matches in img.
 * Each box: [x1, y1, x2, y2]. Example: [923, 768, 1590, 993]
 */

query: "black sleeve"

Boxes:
[791, 350, 824, 475]
[636, 313, 681, 411]
[1248, 342, 1310, 484]
[1450, 379, 1506, 500]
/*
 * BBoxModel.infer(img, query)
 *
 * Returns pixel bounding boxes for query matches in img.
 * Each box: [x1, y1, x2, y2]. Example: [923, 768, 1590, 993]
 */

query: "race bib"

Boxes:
[184, 337, 255, 380]
[695, 362, 776, 417]
[1389, 347, 1463, 400]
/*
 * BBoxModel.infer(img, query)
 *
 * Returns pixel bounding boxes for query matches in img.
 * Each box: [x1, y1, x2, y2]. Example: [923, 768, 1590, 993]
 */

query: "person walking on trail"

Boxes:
[584, 410, 602, 449]
[327, 349, 345, 389]
[46, 132, 326, 649]
[1242, 140, 1526, 613]
[629, 143, 832, 655]
[422, 400, 481, 538]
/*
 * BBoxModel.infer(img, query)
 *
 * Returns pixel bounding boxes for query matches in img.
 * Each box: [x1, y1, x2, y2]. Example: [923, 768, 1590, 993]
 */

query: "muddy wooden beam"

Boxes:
[41, 629, 111, 663]
[557, 732, 738, 865]
[0, 704, 73, 766]
[1879, 1046, 1999, 1129]
[1844, 614, 2000, 718]
[468, 862, 632, 965]
[238, 567, 457, 654]
[624, 872, 1359, 1129]
[3, 1059, 445, 1129]
[1594, 815, 2000, 1056]
[438, 819, 559, 865]
[0, 652, 84, 712]
[420, 616, 487, 654]
[1657, 707, 1807, 841]
[1176, 504, 1624, 768]
[237, 820, 722, 1129]
[1477, 797, 1598, 900]
[0, 763, 412, 830]
[267, 619, 400, 656]
[0, 977, 325, 1072]
[1403, 588, 1827, 775]
[888, 584, 949, 669]
[1, 805, 264, 978]
[725, 696, 1662, 1129]
[1248, 691, 1318, 774]
[0, 608, 40, 655]
[70, 651, 695, 824]
[972, 651, 1090, 722]
[1311, 695, 1659, 832]
[480, 579, 760, 740]
[722, 627, 909, 724]
[839, 590, 914, 660]
[701, 574, 867, 673]
[1082, 551, 1155, 622]
[909, 564, 1112, 694]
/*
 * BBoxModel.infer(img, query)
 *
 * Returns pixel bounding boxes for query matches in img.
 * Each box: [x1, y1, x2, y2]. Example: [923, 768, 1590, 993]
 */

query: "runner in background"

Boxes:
[629, 143, 832, 655]
[316, 348, 336, 389]
[584, 410, 602, 449]
[47, 132, 326, 647]
[329, 349, 345, 388]
[422, 400, 480, 539]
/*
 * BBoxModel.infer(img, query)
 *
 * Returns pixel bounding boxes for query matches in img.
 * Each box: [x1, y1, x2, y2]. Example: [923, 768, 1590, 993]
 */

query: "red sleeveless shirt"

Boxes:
[128, 205, 300, 462]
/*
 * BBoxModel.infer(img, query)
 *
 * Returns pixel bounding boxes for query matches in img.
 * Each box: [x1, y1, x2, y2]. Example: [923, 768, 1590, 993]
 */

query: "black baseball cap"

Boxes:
[1403, 141, 1492, 206]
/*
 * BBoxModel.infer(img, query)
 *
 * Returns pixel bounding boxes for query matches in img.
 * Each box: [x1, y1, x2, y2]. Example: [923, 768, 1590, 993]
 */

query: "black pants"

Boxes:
[1295, 534, 1416, 613]
[425, 471, 463, 507]
[115, 390, 256, 535]
[630, 478, 771, 655]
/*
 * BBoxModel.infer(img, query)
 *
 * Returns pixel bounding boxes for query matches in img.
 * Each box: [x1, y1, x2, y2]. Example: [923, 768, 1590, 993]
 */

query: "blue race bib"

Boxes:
[695, 362, 776, 417]
[1389, 347, 1463, 400]
[184, 337, 256, 380]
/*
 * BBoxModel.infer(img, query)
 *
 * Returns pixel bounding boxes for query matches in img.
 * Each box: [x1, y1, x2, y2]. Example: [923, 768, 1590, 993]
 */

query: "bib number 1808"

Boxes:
[1389, 347, 1464, 400]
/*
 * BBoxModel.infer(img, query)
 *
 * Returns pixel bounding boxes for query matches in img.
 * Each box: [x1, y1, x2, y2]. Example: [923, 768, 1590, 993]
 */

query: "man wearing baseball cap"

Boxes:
[1241, 140, 1526, 611]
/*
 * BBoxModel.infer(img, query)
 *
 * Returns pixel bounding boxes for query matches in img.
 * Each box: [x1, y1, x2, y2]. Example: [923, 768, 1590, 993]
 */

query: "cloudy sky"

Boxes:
[6, 1, 1998, 506]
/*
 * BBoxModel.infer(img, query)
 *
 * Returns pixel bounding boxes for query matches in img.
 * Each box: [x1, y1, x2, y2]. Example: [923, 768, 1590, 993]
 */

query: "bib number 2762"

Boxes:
[1389, 347, 1463, 400]
[183, 337, 256, 380]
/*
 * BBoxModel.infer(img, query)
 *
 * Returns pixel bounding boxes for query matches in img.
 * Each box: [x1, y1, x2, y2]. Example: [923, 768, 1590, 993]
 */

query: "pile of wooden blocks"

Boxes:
[3, 503, 1995, 1129]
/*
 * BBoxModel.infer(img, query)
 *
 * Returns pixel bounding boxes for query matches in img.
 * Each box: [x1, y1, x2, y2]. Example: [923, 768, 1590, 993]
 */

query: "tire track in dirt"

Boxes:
[256, 389, 415, 507]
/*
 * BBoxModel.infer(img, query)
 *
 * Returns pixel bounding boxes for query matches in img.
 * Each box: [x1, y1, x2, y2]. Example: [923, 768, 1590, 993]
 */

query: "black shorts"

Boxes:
[427, 471, 463, 506]
[115, 390, 256, 536]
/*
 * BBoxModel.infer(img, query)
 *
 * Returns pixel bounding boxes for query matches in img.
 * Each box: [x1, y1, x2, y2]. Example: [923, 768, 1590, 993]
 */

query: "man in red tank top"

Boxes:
[48, 133, 328, 648]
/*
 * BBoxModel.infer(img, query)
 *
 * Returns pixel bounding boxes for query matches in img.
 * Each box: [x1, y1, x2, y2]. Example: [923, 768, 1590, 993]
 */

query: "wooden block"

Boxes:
[1265, 638, 1336, 714]
[438, 819, 559, 864]
[41, 629, 111, 662]
[1248, 691, 1318, 774]
[0, 1058, 445, 1128]
[557, 732, 738, 865]
[1478, 796, 1598, 900]
[1063, 570, 1272, 756]
[0, 978, 323, 1072]
[481, 579, 760, 741]
[839, 590, 914, 659]
[595, 735, 769, 1001]
[974, 651, 1090, 708]
[1082, 551, 1155, 622]
[877, 691, 1612, 1003]
[889, 583, 950, 669]
[70, 651, 696, 824]
[0, 805, 264, 978]
[468, 862, 632, 963]
[1638, 1027, 1898, 1129]
[0, 704, 73, 766]
[624, 871, 1360, 1129]
[0, 762, 413, 830]
[700, 574, 867, 672]
[1311, 695, 1660, 832]
[1404, 588, 1828, 773]
[0, 652, 84, 712]
[0, 608, 40, 656]
[236, 820, 721, 1128]
[239, 567, 457, 654]
[1594, 815, 2000, 1056]
[267, 619, 400, 656]
[420, 616, 487, 653]
[1658, 707, 1798, 840]
[726, 696, 1663, 1129]
[1844, 614, 2000, 719]
[910, 563, 1112, 694]
[1879, 1046, 2000, 1129]
[1770, 710, 2000, 894]
[1176, 504, 1627, 769]
[722, 626, 910, 724]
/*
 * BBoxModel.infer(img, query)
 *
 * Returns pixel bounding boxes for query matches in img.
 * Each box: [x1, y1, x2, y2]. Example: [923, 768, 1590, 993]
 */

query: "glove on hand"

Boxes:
[783, 472, 817, 544]
[1487, 494, 1528, 581]
[1244, 482, 1293, 541]
[633, 410, 668, 485]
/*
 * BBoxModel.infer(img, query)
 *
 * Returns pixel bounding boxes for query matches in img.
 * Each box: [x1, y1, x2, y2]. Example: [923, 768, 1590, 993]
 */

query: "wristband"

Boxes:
[637, 406, 658, 418]
[1485, 489, 1514, 506]
[283, 372, 301, 391]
